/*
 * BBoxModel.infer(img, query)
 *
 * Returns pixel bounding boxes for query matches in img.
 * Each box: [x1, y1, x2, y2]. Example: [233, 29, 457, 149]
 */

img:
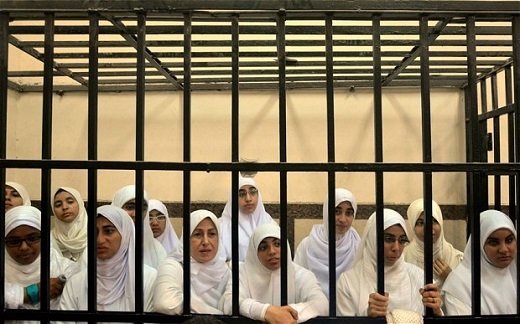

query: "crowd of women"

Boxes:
[3, 177, 518, 323]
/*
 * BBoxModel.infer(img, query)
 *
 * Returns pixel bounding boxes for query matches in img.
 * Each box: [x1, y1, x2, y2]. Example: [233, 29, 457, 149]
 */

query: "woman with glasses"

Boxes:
[442, 209, 517, 315]
[4, 206, 80, 312]
[294, 188, 361, 297]
[148, 199, 179, 255]
[219, 176, 276, 262]
[337, 208, 443, 317]
[5, 181, 31, 212]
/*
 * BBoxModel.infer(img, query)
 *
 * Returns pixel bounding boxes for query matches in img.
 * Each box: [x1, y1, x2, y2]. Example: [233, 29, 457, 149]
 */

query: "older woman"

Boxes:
[154, 209, 231, 315]
[148, 199, 179, 255]
[5, 181, 31, 212]
[294, 188, 361, 297]
[59, 205, 157, 312]
[442, 209, 517, 315]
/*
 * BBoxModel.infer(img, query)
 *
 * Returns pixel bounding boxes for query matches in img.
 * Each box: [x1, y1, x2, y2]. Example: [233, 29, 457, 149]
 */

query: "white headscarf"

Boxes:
[404, 198, 463, 279]
[306, 188, 360, 296]
[219, 176, 275, 261]
[51, 187, 88, 260]
[172, 209, 229, 295]
[442, 209, 517, 314]
[148, 199, 179, 255]
[96, 205, 136, 309]
[6, 181, 32, 206]
[240, 222, 296, 305]
[111, 185, 167, 269]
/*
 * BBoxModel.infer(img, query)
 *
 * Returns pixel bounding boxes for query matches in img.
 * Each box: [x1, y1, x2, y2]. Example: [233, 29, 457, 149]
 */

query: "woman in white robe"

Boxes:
[294, 188, 361, 297]
[404, 198, 463, 287]
[219, 176, 276, 262]
[110, 185, 167, 269]
[4, 206, 80, 315]
[154, 209, 232, 315]
[58, 205, 157, 313]
[442, 209, 517, 315]
[239, 223, 328, 323]
[5, 181, 31, 212]
[148, 199, 179, 255]
[336, 208, 443, 317]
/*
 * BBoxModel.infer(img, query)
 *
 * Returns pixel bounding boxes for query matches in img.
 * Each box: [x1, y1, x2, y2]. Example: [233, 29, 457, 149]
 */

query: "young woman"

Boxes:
[404, 198, 463, 287]
[239, 223, 328, 323]
[59, 205, 157, 312]
[5, 181, 31, 212]
[336, 208, 443, 317]
[154, 209, 232, 315]
[51, 187, 88, 264]
[4, 206, 80, 312]
[219, 176, 276, 262]
[294, 188, 361, 297]
[148, 199, 179, 255]
[442, 209, 517, 315]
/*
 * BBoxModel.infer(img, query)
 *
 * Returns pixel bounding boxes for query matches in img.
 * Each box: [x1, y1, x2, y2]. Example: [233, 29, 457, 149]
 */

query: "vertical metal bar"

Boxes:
[372, 13, 385, 297]
[182, 11, 192, 315]
[504, 66, 515, 223]
[419, 15, 434, 318]
[480, 78, 488, 114]
[512, 15, 520, 314]
[491, 73, 501, 210]
[87, 11, 99, 314]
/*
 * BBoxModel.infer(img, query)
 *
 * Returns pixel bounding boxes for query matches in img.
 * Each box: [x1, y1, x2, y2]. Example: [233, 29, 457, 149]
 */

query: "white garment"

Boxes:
[239, 223, 328, 323]
[404, 198, 463, 286]
[336, 209, 425, 317]
[442, 209, 517, 315]
[294, 188, 360, 297]
[218, 176, 276, 262]
[111, 185, 167, 269]
[51, 187, 88, 263]
[6, 181, 32, 206]
[148, 199, 179, 255]
[155, 209, 232, 315]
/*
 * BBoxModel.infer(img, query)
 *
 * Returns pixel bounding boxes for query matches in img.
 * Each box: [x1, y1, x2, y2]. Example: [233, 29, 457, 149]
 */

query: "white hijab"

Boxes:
[404, 198, 463, 277]
[96, 205, 136, 309]
[219, 176, 275, 261]
[111, 185, 167, 269]
[172, 209, 229, 295]
[240, 223, 296, 305]
[51, 187, 88, 260]
[6, 181, 32, 206]
[442, 209, 517, 314]
[148, 199, 179, 255]
[306, 188, 360, 296]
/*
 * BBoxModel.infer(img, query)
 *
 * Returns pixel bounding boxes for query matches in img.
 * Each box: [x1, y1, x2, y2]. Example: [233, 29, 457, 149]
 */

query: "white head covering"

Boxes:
[219, 176, 275, 261]
[6, 181, 32, 206]
[148, 199, 179, 255]
[111, 185, 167, 269]
[305, 188, 361, 296]
[404, 198, 463, 280]
[442, 209, 517, 314]
[172, 209, 229, 295]
[51, 187, 88, 260]
[96, 205, 136, 309]
[240, 222, 296, 305]
[4, 206, 42, 285]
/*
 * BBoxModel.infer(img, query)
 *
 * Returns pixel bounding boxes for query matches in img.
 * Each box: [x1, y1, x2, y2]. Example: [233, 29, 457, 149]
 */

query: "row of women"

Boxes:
[3, 177, 518, 323]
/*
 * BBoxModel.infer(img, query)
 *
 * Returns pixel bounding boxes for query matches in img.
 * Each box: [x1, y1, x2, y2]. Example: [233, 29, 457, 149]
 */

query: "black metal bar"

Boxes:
[512, 14, 520, 315]
[504, 66, 515, 223]
[491, 73, 501, 210]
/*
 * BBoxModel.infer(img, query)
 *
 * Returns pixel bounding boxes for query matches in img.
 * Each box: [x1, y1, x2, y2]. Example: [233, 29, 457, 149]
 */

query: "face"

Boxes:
[335, 201, 354, 235]
[5, 225, 41, 265]
[53, 190, 80, 223]
[5, 185, 23, 212]
[483, 228, 516, 268]
[96, 216, 122, 260]
[383, 224, 409, 266]
[238, 185, 258, 215]
[121, 199, 148, 223]
[414, 212, 441, 243]
[190, 217, 219, 263]
[257, 237, 281, 271]
[149, 209, 167, 238]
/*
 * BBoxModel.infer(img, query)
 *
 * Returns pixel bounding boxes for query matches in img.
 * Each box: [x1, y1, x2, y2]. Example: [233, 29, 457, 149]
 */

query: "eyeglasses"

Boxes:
[4, 234, 42, 248]
[149, 215, 167, 223]
[383, 234, 410, 246]
[238, 187, 258, 198]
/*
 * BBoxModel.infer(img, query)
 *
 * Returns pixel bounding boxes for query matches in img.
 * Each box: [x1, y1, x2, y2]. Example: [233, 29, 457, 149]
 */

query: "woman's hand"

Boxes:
[420, 283, 443, 316]
[264, 305, 298, 323]
[433, 258, 452, 281]
[49, 277, 66, 299]
[367, 292, 389, 317]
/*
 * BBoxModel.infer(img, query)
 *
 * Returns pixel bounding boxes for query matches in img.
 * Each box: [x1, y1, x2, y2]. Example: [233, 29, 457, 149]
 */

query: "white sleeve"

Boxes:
[289, 266, 329, 323]
[143, 265, 158, 313]
[218, 271, 233, 315]
[293, 237, 309, 268]
[336, 272, 362, 316]
[238, 270, 269, 321]
[4, 282, 25, 309]
[444, 291, 471, 316]
[153, 258, 183, 315]
[58, 273, 83, 311]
